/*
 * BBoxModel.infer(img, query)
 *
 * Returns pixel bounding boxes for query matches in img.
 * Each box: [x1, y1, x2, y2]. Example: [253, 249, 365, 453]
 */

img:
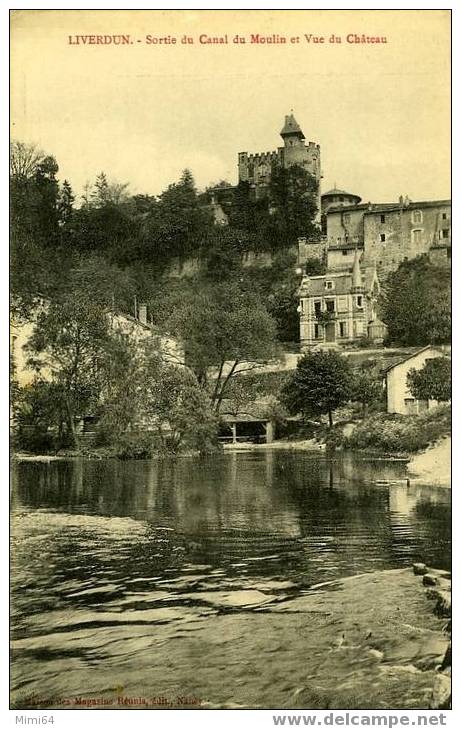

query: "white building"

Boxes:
[11, 305, 184, 387]
[384, 346, 447, 415]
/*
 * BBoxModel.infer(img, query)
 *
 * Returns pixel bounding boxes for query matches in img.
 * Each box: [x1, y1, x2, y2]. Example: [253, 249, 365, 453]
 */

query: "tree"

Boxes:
[143, 359, 218, 454]
[58, 180, 75, 227]
[140, 169, 212, 261]
[15, 379, 70, 452]
[282, 350, 352, 426]
[266, 164, 319, 247]
[25, 293, 110, 446]
[10, 144, 67, 316]
[380, 256, 451, 346]
[159, 280, 279, 411]
[68, 255, 137, 313]
[349, 364, 384, 415]
[71, 203, 138, 257]
[407, 357, 451, 403]
[90, 172, 130, 207]
[10, 141, 44, 178]
[201, 227, 251, 281]
[91, 172, 110, 207]
[96, 333, 145, 442]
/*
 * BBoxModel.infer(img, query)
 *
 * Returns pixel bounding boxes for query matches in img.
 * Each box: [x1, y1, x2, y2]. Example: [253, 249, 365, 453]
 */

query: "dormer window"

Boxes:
[325, 280, 334, 290]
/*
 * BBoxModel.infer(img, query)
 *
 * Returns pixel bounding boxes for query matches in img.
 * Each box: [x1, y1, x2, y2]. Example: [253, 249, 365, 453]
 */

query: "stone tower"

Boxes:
[238, 114, 321, 217]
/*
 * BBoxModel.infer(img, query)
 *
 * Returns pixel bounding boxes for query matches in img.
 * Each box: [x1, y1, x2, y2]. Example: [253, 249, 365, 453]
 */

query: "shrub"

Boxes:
[344, 404, 450, 454]
[114, 433, 154, 460]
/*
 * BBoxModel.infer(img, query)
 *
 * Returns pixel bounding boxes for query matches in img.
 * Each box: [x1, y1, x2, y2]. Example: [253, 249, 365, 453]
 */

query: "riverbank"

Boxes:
[407, 437, 451, 488]
[11, 566, 451, 710]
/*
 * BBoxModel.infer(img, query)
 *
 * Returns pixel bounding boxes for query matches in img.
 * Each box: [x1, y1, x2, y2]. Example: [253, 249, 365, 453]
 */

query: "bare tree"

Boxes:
[10, 141, 45, 178]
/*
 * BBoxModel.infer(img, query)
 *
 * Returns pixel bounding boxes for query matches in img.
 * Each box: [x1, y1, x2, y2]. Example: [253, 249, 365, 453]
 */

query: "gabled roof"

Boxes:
[280, 113, 305, 139]
[382, 345, 446, 374]
[299, 265, 379, 297]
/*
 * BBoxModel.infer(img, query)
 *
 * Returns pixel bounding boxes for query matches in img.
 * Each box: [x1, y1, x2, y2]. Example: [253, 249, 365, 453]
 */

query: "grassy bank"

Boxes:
[342, 404, 451, 455]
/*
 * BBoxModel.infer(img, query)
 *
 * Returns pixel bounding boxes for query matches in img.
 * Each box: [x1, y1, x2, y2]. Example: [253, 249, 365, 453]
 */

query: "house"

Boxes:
[11, 304, 184, 387]
[384, 346, 448, 415]
[297, 249, 386, 349]
[325, 197, 451, 277]
[298, 195, 451, 278]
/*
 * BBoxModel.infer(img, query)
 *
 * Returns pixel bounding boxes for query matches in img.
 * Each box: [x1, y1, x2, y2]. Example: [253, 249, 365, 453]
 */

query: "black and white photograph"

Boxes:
[9, 7, 452, 716]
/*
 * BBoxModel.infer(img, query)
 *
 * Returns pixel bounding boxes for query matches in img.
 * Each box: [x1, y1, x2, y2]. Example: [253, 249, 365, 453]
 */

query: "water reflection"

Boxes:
[12, 451, 450, 583]
[10, 451, 451, 706]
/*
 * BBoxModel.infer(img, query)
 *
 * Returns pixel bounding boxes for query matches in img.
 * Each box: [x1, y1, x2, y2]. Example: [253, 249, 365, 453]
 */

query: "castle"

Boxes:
[238, 113, 321, 217]
[212, 114, 451, 350]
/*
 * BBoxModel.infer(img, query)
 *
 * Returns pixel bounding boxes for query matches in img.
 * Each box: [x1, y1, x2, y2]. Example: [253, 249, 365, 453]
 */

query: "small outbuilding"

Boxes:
[384, 346, 448, 415]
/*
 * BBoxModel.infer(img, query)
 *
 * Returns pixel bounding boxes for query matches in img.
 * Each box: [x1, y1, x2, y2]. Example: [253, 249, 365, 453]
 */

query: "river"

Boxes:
[11, 451, 451, 709]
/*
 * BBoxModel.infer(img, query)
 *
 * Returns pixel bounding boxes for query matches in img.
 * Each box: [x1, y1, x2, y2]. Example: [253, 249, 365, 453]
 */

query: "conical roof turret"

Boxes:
[280, 113, 305, 140]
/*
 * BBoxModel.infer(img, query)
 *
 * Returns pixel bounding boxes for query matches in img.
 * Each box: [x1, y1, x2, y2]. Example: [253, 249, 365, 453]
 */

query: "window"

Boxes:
[380, 214, 386, 223]
[314, 301, 322, 315]
[442, 229, 449, 239]
[412, 209, 423, 224]
[380, 233, 386, 242]
[326, 300, 335, 313]
[339, 321, 348, 338]
[343, 213, 351, 224]
[339, 196, 344, 202]
[342, 249, 348, 256]
[325, 281, 334, 290]
[356, 295, 363, 308]
[412, 229, 422, 245]
[337, 296, 348, 312]
[442, 213, 447, 220]
[314, 324, 320, 339]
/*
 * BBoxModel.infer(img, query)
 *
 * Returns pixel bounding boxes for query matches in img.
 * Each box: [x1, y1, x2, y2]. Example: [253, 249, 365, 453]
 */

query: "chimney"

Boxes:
[399, 195, 404, 206]
[138, 303, 147, 325]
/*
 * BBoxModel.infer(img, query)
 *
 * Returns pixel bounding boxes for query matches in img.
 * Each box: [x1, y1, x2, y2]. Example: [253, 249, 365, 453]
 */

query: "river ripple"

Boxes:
[11, 451, 450, 707]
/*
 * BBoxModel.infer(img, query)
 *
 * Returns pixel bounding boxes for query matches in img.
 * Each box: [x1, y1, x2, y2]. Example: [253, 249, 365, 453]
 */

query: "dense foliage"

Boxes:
[407, 357, 451, 403]
[343, 404, 451, 454]
[381, 256, 451, 346]
[282, 350, 352, 426]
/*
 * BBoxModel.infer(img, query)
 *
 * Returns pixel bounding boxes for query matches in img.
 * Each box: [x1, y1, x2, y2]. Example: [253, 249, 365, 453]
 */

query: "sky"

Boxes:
[10, 9, 451, 204]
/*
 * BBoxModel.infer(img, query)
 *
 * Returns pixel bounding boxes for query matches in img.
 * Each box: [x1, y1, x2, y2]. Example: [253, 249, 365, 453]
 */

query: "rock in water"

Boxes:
[430, 669, 451, 709]
[413, 563, 427, 576]
[434, 590, 452, 618]
[422, 574, 439, 587]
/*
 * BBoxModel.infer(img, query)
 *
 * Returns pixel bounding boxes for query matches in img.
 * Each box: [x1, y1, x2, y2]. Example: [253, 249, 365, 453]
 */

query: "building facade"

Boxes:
[325, 198, 451, 278]
[238, 113, 321, 216]
[297, 250, 386, 349]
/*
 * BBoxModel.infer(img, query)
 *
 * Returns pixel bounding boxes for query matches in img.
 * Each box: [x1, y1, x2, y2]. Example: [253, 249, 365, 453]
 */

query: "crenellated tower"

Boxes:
[238, 113, 321, 219]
